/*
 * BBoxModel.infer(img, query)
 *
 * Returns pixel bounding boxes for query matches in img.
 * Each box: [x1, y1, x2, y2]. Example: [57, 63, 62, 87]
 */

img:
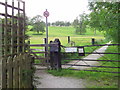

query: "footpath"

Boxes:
[34, 42, 110, 88]
[62, 42, 111, 70]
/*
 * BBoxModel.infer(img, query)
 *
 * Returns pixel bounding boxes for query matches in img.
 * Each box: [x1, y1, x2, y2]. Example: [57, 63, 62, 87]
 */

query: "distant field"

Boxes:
[27, 26, 105, 46]
[27, 26, 106, 64]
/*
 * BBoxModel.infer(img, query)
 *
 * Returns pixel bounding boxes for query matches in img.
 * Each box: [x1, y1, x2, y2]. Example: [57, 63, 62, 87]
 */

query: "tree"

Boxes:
[31, 15, 45, 34]
[88, 2, 120, 43]
[64, 22, 71, 26]
[51, 22, 55, 26]
[73, 13, 88, 35]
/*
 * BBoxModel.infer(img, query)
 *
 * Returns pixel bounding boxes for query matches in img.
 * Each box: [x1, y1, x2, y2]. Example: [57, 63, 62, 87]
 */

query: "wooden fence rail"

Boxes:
[2, 53, 33, 88]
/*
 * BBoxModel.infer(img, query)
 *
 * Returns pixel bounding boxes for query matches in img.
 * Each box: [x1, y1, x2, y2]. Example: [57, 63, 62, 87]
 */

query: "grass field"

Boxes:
[27, 26, 106, 63]
[27, 26, 105, 46]
[27, 26, 107, 64]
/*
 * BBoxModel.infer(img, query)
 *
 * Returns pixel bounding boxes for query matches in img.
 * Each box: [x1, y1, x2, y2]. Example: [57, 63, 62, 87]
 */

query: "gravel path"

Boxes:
[34, 42, 110, 88]
[34, 70, 85, 88]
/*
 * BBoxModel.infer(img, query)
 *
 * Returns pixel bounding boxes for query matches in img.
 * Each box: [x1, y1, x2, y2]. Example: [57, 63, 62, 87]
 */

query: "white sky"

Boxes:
[0, 0, 90, 23]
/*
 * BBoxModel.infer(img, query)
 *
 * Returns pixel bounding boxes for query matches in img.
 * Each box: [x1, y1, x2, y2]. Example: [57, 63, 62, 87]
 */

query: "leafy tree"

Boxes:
[64, 22, 71, 26]
[88, 2, 120, 43]
[73, 13, 88, 35]
[31, 15, 45, 34]
[51, 22, 55, 26]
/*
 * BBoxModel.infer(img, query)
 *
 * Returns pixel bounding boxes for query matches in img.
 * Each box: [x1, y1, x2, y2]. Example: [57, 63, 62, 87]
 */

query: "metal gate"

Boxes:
[48, 38, 120, 74]
[61, 43, 120, 73]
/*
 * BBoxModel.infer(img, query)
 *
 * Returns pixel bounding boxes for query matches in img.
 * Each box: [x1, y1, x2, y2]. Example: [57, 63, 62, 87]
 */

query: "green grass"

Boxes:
[47, 45, 119, 88]
[27, 26, 106, 64]
[27, 26, 104, 37]
[27, 26, 104, 45]
[27, 26, 105, 64]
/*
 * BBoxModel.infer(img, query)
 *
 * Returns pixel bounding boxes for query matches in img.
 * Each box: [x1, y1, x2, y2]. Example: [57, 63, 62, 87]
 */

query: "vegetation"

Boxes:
[88, 2, 120, 43]
[73, 13, 88, 35]
[48, 45, 119, 88]
[51, 21, 71, 26]
[27, 26, 104, 45]
[27, 26, 105, 64]
[30, 15, 45, 34]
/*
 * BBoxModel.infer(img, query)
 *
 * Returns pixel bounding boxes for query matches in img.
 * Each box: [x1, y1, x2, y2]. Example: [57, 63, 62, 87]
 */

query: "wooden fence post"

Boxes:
[49, 41, 54, 69]
[8, 57, 13, 88]
[50, 39, 61, 70]
[2, 59, 7, 88]
[92, 38, 95, 45]
[28, 40, 30, 53]
[68, 36, 70, 43]
[44, 38, 47, 63]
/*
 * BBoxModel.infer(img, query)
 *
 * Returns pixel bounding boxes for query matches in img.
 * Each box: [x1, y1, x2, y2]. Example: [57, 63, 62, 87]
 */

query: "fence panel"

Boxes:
[2, 53, 33, 88]
[0, 0, 33, 88]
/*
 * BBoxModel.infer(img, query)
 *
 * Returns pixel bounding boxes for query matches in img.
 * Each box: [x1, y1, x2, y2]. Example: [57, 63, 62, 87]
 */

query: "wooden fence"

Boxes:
[0, 0, 26, 57]
[2, 53, 33, 88]
[29, 43, 49, 66]
[0, 0, 33, 88]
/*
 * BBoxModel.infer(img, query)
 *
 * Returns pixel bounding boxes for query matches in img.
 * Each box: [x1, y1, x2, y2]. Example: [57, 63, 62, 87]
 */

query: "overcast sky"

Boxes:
[0, 0, 90, 23]
[25, 0, 90, 23]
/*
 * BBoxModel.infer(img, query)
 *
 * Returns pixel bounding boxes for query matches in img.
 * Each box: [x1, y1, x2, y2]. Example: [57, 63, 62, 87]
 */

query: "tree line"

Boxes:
[50, 21, 71, 26]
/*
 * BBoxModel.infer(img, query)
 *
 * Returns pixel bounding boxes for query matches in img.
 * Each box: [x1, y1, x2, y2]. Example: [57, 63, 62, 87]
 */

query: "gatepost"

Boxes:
[0, 18, 2, 89]
[50, 39, 61, 70]
[92, 38, 95, 45]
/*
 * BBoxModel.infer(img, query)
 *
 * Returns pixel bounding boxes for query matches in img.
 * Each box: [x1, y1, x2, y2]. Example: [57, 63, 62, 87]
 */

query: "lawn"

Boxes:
[27, 26, 105, 45]
[27, 26, 106, 64]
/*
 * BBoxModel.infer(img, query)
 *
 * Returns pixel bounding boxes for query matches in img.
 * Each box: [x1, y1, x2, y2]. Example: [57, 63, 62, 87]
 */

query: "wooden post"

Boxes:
[49, 41, 54, 69]
[2, 59, 7, 88]
[8, 57, 13, 88]
[23, 1, 26, 53]
[55, 39, 61, 70]
[31, 56, 34, 88]
[0, 16, 3, 90]
[68, 36, 70, 43]
[28, 40, 30, 53]
[92, 38, 95, 45]
[50, 39, 61, 70]
[4, 0, 8, 58]
[44, 38, 47, 58]
[11, 0, 14, 58]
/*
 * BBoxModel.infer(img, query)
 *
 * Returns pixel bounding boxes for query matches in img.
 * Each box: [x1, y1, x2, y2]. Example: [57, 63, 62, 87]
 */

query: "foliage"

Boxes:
[88, 2, 120, 43]
[73, 13, 89, 35]
[31, 15, 45, 34]
[27, 25, 33, 31]
[51, 21, 71, 26]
